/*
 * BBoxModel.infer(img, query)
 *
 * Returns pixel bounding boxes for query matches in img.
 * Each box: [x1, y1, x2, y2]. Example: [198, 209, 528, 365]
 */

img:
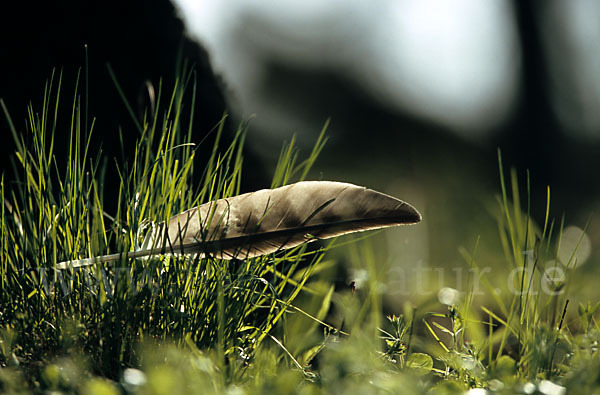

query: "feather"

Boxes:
[56, 181, 421, 269]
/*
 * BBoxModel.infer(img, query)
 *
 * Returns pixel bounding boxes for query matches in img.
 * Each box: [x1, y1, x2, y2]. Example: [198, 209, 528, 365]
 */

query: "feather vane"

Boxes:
[56, 181, 421, 269]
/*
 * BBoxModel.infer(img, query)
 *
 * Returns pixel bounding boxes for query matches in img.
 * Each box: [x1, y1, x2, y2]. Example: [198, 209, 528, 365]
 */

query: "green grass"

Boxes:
[1, 68, 600, 394]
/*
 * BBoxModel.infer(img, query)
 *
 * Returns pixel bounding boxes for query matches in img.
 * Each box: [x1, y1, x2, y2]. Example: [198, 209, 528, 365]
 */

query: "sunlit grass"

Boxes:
[1, 67, 599, 394]
[0, 69, 333, 383]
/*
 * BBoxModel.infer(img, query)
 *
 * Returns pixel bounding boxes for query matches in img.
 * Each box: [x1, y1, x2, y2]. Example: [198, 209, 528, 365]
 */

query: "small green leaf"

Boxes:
[406, 353, 433, 375]
[430, 380, 468, 394]
[494, 355, 516, 377]
[592, 301, 600, 313]
[301, 344, 324, 366]
[316, 285, 334, 321]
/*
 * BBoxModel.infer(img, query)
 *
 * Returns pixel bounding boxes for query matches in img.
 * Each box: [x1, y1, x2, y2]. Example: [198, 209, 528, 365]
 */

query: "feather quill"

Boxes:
[56, 181, 421, 269]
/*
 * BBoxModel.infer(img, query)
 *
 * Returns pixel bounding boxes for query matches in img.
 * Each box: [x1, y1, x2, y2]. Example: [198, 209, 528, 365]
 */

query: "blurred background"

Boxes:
[1, 0, 599, 307]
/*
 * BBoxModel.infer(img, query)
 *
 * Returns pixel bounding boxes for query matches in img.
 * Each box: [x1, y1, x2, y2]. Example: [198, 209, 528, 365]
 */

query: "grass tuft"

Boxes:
[1, 68, 599, 394]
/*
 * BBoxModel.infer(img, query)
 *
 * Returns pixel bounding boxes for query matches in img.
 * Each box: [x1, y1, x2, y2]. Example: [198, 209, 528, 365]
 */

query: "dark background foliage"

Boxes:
[0, 0, 266, 200]
[1, 1, 598, 221]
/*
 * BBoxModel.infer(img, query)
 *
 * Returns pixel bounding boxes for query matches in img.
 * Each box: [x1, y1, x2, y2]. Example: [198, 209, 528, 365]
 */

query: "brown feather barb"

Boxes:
[56, 181, 421, 269]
